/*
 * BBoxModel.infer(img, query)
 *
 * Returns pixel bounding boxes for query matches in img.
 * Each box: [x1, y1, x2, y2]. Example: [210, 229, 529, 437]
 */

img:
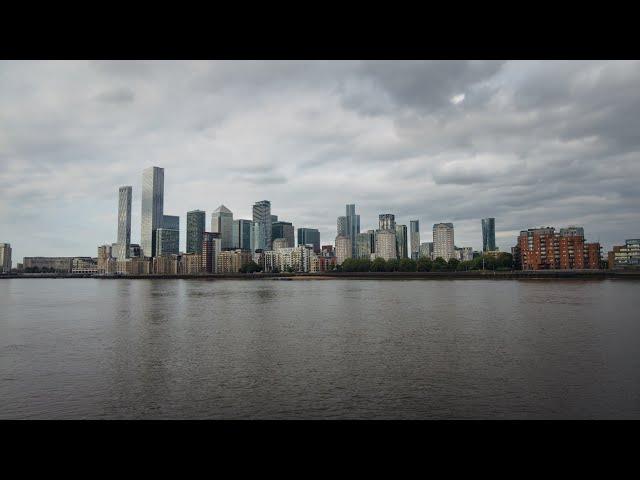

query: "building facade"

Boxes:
[0, 243, 11, 273]
[375, 230, 397, 261]
[156, 228, 179, 256]
[211, 205, 234, 250]
[481, 218, 496, 252]
[379, 214, 396, 231]
[433, 223, 455, 260]
[335, 235, 352, 265]
[116, 186, 132, 260]
[202, 232, 221, 273]
[141, 166, 164, 258]
[217, 250, 253, 273]
[272, 221, 295, 248]
[297, 228, 320, 253]
[355, 232, 374, 259]
[345, 204, 361, 253]
[273, 238, 290, 251]
[419, 242, 434, 259]
[253, 200, 272, 251]
[186, 210, 206, 254]
[23, 257, 74, 273]
[410, 220, 420, 260]
[396, 224, 408, 259]
[608, 239, 640, 269]
[517, 226, 601, 270]
[337, 216, 348, 237]
[233, 219, 254, 251]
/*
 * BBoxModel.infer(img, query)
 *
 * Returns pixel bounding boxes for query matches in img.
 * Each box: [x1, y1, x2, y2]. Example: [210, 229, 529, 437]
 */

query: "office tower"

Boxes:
[233, 219, 254, 251]
[337, 216, 348, 237]
[273, 238, 289, 251]
[129, 244, 141, 258]
[419, 242, 434, 259]
[156, 228, 179, 256]
[0, 243, 12, 273]
[379, 214, 396, 231]
[187, 210, 206, 254]
[202, 232, 221, 273]
[345, 204, 360, 253]
[410, 220, 420, 260]
[335, 235, 352, 265]
[367, 230, 376, 254]
[433, 223, 455, 260]
[517, 226, 601, 270]
[272, 221, 294, 248]
[211, 205, 234, 250]
[141, 166, 164, 257]
[396, 224, 408, 259]
[375, 230, 397, 260]
[297, 228, 320, 253]
[116, 186, 132, 260]
[163, 215, 179, 231]
[482, 217, 496, 252]
[271, 215, 278, 223]
[253, 200, 272, 251]
[355, 233, 373, 259]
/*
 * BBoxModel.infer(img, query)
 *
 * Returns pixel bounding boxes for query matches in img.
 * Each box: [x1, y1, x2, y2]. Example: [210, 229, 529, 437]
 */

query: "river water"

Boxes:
[1, 278, 639, 419]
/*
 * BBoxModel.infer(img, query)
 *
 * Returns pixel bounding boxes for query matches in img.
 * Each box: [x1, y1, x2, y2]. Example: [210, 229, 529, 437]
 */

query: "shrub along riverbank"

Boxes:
[336, 253, 514, 272]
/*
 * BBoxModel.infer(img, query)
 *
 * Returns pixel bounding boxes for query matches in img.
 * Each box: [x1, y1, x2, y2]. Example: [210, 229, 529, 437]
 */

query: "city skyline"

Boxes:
[2, 61, 640, 263]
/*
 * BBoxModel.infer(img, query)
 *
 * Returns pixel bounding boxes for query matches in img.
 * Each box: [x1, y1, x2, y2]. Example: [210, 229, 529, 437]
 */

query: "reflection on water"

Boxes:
[1, 278, 640, 419]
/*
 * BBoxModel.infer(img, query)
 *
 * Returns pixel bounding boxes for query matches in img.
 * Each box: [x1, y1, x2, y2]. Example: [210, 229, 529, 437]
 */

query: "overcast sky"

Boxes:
[1, 60, 639, 262]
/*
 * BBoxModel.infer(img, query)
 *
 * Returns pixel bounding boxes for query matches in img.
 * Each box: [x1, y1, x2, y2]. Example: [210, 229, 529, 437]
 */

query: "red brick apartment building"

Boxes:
[517, 227, 601, 270]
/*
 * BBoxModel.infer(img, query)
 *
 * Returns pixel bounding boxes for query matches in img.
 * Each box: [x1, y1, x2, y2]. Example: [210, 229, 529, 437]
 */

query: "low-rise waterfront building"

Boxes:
[71, 257, 98, 274]
[217, 249, 253, 273]
[608, 239, 640, 269]
[23, 257, 74, 273]
[516, 226, 601, 270]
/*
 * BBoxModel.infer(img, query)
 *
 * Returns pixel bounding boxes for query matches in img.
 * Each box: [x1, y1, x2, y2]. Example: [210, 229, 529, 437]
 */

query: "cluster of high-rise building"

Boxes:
[6, 166, 638, 276]
[90, 166, 325, 275]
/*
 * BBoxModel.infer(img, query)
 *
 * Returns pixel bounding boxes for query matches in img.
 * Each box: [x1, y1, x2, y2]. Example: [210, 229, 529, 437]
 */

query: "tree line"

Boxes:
[337, 253, 514, 272]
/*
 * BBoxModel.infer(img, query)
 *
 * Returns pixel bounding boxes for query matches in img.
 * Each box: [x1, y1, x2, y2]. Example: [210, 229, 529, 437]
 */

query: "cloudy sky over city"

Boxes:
[1, 60, 639, 262]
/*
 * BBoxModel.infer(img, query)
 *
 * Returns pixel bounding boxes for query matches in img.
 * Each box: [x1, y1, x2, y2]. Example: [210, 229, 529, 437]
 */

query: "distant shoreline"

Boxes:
[2, 270, 640, 280]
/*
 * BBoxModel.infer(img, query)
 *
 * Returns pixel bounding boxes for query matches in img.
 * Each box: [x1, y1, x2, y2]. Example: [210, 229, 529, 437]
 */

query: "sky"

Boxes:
[1, 60, 639, 263]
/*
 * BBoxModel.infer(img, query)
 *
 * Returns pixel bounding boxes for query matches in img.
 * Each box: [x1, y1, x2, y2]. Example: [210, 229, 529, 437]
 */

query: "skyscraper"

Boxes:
[202, 232, 221, 273]
[433, 223, 455, 260]
[297, 228, 320, 253]
[116, 186, 132, 260]
[375, 230, 397, 260]
[355, 233, 373, 259]
[186, 210, 206, 254]
[253, 200, 272, 251]
[211, 205, 234, 250]
[410, 220, 420, 260]
[272, 221, 295, 248]
[337, 216, 348, 237]
[482, 218, 496, 252]
[345, 204, 360, 253]
[379, 214, 396, 231]
[0, 243, 11, 273]
[396, 224, 408, 259]
[335, 235, 352, 265]
[156, 215, 179, 256]
[233, 219, 254, 251]
[141, 166, 164, 257]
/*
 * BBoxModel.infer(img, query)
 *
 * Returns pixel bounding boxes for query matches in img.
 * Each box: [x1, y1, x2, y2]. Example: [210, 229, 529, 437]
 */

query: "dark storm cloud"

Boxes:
[1, 60, 639, 263]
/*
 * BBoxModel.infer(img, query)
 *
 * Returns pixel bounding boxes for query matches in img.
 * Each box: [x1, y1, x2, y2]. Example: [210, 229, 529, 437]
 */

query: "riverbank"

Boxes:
[2, 270, 640, 280]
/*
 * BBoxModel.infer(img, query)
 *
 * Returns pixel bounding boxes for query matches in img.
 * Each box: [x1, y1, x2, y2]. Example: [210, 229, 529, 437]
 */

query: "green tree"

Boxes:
[432, 257, 448, 272]
[370, 257, 387, 272]
[398, 258, 417, 272]
[416, 257, 432, 272]
[386, 258, 400, 272]
[240, 261, 262, 273]
[447, 258, 460, 271]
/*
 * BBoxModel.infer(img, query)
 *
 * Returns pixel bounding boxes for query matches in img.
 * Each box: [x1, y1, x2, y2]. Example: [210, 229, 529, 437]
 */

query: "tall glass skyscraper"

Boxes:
[297, 228, 320, 253]
[141, 166, 164, 257]
[253, 200, 272, 251]
[116, 186, 132, 260]
[409, 220, 420, 260]
[233, 219, 254, 251]
[186, 210, 206, 254]
[211, 205, 234, 250]
[345, 204, 360, 253]
[272, 221, 294, 248]
[482, 218, 496, 252]
[396, 224, 408, 259]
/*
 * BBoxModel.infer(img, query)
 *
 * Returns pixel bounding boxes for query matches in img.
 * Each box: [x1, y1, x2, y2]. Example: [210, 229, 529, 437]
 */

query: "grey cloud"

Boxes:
[96, 87, 135, 104]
